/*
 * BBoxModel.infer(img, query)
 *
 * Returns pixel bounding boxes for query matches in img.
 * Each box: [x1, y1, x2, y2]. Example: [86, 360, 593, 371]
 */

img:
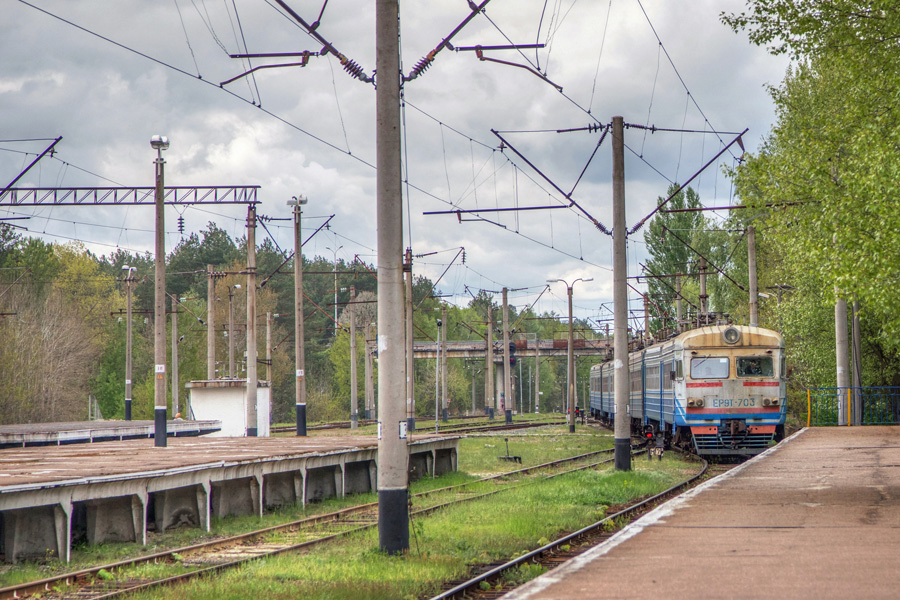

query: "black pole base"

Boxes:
[407, 417, 415, 432]
[569, 423, 576, 433]
[489, 408, 495, 420]
[614, 437, 632, 471]
[442, 408, 449, 422]
[484, 406, 490, 416]
[351, 412, 359, 428]
[125, 399, 132, 421]
[505, 409, 513, 425]
[247, 427, 258, 437]
[296, 403, 307, 436]
[154, 408, 167, 447]
[365, 409, 372, 420]
[378, 488, 409, 555]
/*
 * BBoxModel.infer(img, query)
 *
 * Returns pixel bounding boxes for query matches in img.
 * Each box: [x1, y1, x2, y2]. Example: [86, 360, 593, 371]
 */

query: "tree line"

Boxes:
[0, 222, 592, 425]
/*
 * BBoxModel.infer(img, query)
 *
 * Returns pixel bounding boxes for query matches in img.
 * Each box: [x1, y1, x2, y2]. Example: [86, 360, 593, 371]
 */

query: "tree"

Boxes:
[725, 0, 900, 388]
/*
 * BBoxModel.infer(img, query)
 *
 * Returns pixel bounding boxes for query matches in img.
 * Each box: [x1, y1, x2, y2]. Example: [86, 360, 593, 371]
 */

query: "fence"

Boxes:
[807, 387, 900, 426]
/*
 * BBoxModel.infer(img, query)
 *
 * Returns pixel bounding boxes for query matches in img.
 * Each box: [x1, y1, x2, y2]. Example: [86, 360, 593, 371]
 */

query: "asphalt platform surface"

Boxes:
[504, 426, 900, 600]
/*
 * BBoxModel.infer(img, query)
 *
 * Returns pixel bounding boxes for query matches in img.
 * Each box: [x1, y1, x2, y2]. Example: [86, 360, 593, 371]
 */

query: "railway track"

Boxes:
[0, 444, 635, 600]
[428, 457, 740, 600]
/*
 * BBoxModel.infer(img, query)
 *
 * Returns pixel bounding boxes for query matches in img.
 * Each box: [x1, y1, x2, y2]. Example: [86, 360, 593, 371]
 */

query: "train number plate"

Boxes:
[710, 398, 756, 408]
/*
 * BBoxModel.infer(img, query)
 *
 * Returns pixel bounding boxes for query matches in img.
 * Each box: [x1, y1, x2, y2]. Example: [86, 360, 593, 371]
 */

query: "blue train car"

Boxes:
[589, 325, 786, 456]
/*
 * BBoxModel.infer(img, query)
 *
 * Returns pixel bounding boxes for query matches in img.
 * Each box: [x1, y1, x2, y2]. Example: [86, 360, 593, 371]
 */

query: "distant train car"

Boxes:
[590, 325, 786, 456]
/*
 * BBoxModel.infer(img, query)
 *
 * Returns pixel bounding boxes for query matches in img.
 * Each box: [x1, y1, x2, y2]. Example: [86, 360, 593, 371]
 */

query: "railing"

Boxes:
[807, 387, 900, 426]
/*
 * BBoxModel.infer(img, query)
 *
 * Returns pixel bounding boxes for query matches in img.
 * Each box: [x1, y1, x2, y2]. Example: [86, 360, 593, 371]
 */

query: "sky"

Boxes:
[1, 0, 790, 327]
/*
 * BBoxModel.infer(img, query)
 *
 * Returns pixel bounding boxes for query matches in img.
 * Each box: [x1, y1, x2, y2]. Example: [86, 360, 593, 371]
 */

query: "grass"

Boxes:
[128, 453, 697, 600]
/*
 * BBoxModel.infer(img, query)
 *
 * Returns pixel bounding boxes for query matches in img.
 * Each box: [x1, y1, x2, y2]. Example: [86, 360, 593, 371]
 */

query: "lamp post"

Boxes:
[151, 134, 169, 447]
[122, 265, 135, 420]
[228, 284, 241, 378]
[547, 277, 593, 433]
[288, 195, 308, 435]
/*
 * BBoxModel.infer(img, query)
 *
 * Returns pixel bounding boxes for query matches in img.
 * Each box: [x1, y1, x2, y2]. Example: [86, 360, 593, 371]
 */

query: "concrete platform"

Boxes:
[0, 435, 458, 563]
[505, 426, 900, 600]
[0, 420, 222, 449]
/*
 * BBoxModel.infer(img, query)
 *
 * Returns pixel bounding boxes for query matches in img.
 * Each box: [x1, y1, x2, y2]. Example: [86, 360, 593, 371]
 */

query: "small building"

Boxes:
[186, 379, 270, 437]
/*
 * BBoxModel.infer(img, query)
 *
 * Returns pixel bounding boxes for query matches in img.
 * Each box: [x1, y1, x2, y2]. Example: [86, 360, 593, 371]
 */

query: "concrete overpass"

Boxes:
[412, 339, 614, 361]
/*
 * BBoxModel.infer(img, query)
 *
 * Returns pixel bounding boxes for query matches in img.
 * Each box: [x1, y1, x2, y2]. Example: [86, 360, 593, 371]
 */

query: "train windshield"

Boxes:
[690, 357, 729, 379]
[737, 356, 775, 377]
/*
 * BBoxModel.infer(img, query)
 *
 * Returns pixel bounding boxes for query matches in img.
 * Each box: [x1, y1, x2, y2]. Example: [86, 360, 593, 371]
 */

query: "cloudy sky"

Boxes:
[1, 0, 789, 325]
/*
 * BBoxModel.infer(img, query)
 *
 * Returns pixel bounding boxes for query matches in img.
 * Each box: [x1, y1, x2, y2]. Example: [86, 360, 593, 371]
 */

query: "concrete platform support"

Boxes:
[343, 460, 377, 495]
[434, 448, 457, 476]
[153, 484, 208, 532]
[263, 472, 302, 509]
[305, 465, 342, 503]
[1, 503, 71, 563]
[211, 476, 262, 518]
[408, 451, 433, 482]
[84, 495, 146, 545]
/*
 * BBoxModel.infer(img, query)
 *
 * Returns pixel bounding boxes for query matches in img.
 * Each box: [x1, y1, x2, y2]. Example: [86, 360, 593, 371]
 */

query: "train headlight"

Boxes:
[722, 326, 742, 345]
[763, 398, 772, 407]
[771, 398, 780, 406]
[688, 397, 704, 408]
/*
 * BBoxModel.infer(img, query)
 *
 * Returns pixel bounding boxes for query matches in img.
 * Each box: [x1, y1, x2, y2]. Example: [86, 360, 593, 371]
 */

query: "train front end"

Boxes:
[675, 325, 786, 456]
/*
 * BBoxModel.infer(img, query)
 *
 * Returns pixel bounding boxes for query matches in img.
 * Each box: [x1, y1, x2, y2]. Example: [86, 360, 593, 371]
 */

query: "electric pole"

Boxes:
[151, 135, 168, 447]
[486, 309, 494, 419]
[171, 297, 179, 418]
[246, 204, 258, 436]
[502, 287, 512, 425]
[291, 196, 308, 436]
[375, 0, 408, 554]
[748, 225, 758, 327]
[207, 265, 215, 379]
[405, 248, 415, 431]
[441, 304, 448, 422]
[124, 266, 134, 420]
[350, 285, 359, 428]
[612, 116, 630, 471]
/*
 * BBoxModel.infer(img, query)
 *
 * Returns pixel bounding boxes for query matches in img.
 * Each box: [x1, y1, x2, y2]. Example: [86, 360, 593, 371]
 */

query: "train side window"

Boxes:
[690, 357, 729, 379]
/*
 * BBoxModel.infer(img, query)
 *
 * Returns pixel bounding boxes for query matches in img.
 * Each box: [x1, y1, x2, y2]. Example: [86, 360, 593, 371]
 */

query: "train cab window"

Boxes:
[690, 357, 729, 379]
[737, 356, 774, 377]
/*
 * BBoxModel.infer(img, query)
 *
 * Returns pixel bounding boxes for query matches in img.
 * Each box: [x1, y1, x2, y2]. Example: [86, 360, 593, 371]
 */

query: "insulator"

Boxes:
[177, 215, 185, 234]
[342, 58, 365, 80]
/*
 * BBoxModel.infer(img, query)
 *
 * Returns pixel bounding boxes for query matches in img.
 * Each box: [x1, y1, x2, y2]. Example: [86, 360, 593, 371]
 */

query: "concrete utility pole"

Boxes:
[441, 305, 449, 422]
[643, 294, 649, 346]
[266, 312, 273, 385]
[228, 284, 239, 378]
[124, 266, 135, 420]
[534, 338, 540, 414]
[748, 225, 759, 327]
[207, 265, 216, 379]
[365, 324, 375, 423]
[151, 135, 168, 447]
[246, 204, 258, 437]
[852, 300, 862, 425]
[375, 0, 408, 551]
[675, 275, 683, 334]
[291, 196, 308, 436]
[471, 367, 477, 414]
[404, 248, 415, 431]
[548, 277, 591, 432]
[502, 287, 512, 424]
[612, 116, 630, 471]
[350, 285, 359, 428]
[699, 257, 708, 323]
[486, 310, 494, 419]
[171, 297, 179, 417]
[835, 289, 850, 425]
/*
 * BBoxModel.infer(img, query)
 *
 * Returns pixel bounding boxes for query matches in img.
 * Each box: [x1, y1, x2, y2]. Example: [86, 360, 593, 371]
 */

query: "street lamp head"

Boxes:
[122, 264, 131, 271]
[582, 277, 594, 283]
[546, 279, 560, 284]
[150, 135, 170, 151]
[233, 284, 242, 290]
[287, 195, 308, 206]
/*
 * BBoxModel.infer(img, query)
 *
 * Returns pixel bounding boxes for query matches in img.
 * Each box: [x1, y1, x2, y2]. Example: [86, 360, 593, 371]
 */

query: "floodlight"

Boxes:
[150, 135, 170, 150]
